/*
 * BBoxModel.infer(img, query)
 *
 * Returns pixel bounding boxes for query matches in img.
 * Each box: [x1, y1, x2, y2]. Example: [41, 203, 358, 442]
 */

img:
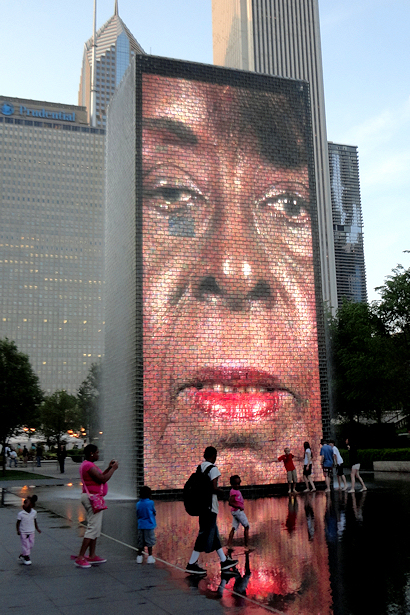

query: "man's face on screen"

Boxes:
[142, 75, 322, 489]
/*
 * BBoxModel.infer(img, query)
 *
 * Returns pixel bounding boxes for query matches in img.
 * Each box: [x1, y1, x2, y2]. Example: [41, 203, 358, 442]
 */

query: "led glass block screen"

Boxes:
[139, 61, 323, 490]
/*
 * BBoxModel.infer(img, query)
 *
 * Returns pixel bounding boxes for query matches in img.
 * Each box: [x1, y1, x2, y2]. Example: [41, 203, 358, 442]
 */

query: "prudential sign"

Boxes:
[1, 101, 75, 122]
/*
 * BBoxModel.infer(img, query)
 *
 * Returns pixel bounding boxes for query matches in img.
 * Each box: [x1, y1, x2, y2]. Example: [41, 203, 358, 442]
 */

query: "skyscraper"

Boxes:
[328, 142, 367, 305]
[78, 1, 145, 127]
[212, 0, 338, 312]
[0, 5, 143, 395]
[0, 96, 105, 394]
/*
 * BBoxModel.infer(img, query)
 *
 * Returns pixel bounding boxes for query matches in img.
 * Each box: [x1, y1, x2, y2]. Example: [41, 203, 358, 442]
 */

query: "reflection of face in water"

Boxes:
[155, 497, 332, 614]
[142, 74, 322, 489]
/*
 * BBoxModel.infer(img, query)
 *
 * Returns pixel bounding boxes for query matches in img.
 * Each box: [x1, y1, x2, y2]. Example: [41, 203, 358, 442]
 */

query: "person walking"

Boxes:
[22, 446, 29, 467]
[8, 448, 18, 468]
[346, 438, 367, 493]
[57, 444, 67, 474]
[185, 446, 238, 575]
[17, 495, 41, 565]
[36, 445, 43, 467]
[75, 444, 119, 568]
[136, 485, 156, 564]
[302, 441, 316, 492]
[227, 475, 250, 549]
[320, 439, 334, 492]
[329, 439, 347, 490]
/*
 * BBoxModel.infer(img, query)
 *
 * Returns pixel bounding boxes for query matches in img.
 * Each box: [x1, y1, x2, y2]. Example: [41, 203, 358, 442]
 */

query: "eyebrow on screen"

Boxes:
[143, 118, 198, 145]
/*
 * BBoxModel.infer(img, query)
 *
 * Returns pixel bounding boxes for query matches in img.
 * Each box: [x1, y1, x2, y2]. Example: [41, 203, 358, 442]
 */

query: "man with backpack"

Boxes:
[185, 446, 238, 575]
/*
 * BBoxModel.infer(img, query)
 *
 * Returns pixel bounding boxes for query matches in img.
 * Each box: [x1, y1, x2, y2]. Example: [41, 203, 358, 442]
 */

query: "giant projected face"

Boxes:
[142, 73, 323, 490]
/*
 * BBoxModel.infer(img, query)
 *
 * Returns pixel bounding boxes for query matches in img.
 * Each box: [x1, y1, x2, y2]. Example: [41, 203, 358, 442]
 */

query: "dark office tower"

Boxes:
[212, 0, 338, 312]
[78, 1, 145, 127]
[328, 143, 367, 304]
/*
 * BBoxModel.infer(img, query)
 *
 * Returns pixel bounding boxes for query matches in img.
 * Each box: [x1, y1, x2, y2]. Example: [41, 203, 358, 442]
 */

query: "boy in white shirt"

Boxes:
[329, 440, 347, 490]
[16, 495, 41, 565]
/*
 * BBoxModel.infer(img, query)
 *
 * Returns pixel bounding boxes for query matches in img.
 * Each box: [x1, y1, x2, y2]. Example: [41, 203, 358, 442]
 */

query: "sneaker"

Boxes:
[18, 554, 25, 564]
[147, 555, 156, 564]
[221, 557, 238, 571]
[87, 555, 107, 565]
[23, 556, 32, 566]
[185, 562, 207, 575]
[74, 557, 91, 569]
[136, 555, 143, 564]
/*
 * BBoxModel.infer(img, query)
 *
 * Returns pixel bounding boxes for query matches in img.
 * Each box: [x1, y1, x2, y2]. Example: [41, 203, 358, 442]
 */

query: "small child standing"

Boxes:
[136, 485, 156, 564]
[16, 495, 41, 565]
[275, 447, 298, 494]
[227, 475, 249, 549]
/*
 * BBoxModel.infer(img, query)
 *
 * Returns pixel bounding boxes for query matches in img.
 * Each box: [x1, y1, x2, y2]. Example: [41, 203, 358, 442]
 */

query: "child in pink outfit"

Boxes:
[16, 495, 41, 565]
[227, 475, 249, 548]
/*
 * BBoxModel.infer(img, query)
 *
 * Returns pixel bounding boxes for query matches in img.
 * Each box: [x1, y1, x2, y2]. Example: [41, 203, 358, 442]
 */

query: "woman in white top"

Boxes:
[302, 441, 316, 492]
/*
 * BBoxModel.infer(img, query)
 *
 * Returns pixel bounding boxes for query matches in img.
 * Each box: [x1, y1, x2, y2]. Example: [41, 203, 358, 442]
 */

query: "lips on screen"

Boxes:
[141, 72, 323, 490]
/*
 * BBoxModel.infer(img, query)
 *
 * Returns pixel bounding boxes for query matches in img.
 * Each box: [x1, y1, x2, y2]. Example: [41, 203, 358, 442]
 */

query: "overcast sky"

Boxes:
[2, 0, 409, 302]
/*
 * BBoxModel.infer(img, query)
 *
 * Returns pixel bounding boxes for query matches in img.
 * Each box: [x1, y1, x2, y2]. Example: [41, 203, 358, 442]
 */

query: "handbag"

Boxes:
[80, 466, 107, 513]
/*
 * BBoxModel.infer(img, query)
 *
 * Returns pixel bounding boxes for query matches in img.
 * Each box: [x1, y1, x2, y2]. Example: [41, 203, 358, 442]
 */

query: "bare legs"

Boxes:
[337, 472, 347, 490]
[303, 475, 316, 492]
[78, 537, 97, 559]
[227, 525, 249, 548]
[349, 467, 367, 492]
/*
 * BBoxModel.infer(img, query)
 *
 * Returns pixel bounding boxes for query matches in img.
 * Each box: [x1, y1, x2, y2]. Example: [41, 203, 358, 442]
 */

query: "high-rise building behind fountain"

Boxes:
[0, 3, 144, 394]
[212, 0, 338, 311]
[328, 143, 367, 305]
[78, 0, 145, 128]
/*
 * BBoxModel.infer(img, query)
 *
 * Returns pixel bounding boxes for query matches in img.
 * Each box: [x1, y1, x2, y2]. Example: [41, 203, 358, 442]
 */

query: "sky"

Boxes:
[2, 0, 410, 303]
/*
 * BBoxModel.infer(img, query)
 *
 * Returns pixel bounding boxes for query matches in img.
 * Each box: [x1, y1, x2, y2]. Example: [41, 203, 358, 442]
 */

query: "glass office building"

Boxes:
[78, 2, 145, 127]
[0, 97, 105, 394]
[212, 0, 338, 312]
[328, 142, 367, 304]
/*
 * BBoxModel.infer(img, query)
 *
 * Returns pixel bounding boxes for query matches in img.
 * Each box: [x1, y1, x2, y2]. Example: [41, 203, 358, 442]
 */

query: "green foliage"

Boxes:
[0, 338, 43, 470]
[66, 448, 84, 457]
[77, 362, 102, 443]
[40, 390, 81, 447]
[329, 300, 393, 423]
[376, 264, 410, 339]
[375, 263, 410, 411]
[330, 259, 410, 424]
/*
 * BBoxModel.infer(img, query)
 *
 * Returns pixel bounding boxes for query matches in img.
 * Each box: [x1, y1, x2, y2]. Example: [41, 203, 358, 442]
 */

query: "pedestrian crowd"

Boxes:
[14, 438, 366, 578]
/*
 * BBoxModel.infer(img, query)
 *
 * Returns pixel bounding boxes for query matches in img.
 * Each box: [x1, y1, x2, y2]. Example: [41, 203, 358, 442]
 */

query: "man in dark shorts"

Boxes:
[320, 439, 334, 492]
[185, 447, 238, 575]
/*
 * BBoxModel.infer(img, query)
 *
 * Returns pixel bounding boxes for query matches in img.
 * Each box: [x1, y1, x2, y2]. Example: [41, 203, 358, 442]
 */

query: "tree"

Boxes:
[329, 300, 394, 425]
[375, 261, 410, 412]
[77, 362, 102, 444]
[375, 263, 410, 341]
[0, 338, 43, 473]
[39, 390, 81, 448]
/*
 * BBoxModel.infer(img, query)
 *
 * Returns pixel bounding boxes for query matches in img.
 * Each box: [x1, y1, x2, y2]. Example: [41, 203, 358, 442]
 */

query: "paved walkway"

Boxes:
[0, 464, 271, 615]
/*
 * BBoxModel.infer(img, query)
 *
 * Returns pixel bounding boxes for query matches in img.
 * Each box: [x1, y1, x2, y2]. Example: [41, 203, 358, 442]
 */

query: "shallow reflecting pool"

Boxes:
[11, 473, 410, 615]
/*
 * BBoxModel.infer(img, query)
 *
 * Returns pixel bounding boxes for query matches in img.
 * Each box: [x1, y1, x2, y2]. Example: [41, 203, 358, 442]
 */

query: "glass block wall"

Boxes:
[104, 56, 329, 495]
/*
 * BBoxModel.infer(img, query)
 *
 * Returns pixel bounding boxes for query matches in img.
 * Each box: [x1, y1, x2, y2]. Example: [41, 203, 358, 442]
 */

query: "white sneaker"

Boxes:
[147, 555, 156, 564]
[136, 555, 143, 564]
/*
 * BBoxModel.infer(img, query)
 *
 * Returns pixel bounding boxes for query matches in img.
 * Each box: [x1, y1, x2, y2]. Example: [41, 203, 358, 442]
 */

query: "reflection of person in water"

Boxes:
[142, 73, 323, 488]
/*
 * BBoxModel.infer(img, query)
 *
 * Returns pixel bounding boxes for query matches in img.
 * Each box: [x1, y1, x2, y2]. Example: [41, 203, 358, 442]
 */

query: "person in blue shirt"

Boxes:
[320, 439, 334, 493]
[136, 485, 156, 564]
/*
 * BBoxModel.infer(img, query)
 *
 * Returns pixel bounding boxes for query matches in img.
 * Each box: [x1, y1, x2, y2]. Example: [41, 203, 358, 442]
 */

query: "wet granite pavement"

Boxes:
[2, 461, 410, 614]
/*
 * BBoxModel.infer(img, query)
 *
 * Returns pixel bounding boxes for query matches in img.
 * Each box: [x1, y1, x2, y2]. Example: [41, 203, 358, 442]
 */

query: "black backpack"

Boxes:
[183, 464, 215, 516]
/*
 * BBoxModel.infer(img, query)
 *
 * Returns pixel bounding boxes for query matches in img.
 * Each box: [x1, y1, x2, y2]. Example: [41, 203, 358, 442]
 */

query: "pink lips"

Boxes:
[180, 368, 282, 420]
